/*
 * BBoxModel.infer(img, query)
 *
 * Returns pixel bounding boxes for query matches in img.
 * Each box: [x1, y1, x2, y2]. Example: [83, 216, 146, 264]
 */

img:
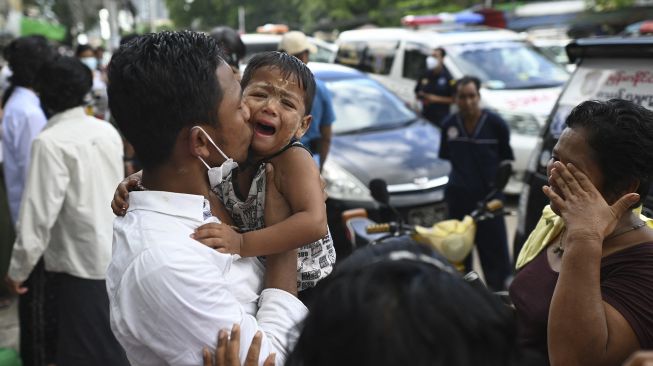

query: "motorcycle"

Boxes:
[341, 161, 513, 275]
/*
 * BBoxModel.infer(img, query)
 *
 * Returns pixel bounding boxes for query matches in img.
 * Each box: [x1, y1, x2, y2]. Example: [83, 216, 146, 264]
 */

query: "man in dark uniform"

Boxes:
[414, 47, 454, 127]
[438, 76, 513, 291]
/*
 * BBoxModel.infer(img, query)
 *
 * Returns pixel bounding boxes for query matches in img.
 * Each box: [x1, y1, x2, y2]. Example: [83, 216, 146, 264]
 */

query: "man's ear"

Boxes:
[295, 115, 312, 139]
[189, 126, 211, 159]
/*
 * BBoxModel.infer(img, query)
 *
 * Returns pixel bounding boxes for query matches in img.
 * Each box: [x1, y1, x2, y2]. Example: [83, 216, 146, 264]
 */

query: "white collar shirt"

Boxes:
[1, 86, 48, 225]
[106, 190, 307, 366]
[8, 106, 123, 282]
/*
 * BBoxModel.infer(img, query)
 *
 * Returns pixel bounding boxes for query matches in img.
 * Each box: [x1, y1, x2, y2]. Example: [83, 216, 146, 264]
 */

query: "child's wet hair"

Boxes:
[241, 51, 316, 115]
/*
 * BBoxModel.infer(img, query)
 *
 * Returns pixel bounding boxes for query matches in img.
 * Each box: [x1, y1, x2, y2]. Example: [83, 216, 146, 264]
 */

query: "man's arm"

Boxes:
[3, 110, 47, 223]
[121, 251, 305, 366]
[7, 138, 69, 285]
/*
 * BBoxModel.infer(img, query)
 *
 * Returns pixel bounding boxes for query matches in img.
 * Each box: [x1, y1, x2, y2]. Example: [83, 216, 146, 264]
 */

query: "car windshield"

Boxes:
[324, 77, 417, 134]
[447, 41, 568, 90]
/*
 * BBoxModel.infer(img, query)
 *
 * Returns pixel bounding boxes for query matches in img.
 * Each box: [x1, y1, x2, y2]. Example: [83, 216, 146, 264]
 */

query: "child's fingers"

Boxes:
[196, 237, 227, 250]
[193, 224, 226, 239]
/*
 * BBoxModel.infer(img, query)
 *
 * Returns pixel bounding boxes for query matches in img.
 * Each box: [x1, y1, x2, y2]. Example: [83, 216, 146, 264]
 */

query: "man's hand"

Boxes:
[4, 276, 27, 295]
[111, 172, 143, 216]
[192, 223, 244, 255]
[203, 324, 275, 366]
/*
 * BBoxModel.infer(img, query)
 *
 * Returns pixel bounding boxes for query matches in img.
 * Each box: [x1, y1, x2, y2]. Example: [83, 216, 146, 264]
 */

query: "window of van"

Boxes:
[336, 41, 398, 75]
[447, 41, 568, 90]
[402, 42, 430, 80]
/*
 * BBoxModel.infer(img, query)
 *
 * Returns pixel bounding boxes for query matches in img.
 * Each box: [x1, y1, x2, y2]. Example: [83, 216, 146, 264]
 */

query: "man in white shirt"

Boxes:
[106, 31, 307, 366]
[0, 35, 57, 365]
[5, 56, 129, 365]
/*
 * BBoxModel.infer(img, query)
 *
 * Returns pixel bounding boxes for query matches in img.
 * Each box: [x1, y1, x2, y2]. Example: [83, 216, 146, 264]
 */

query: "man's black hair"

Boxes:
[286, 238, 543, 366]
[108, 31, 226, 169]
[35, 56, 92, 115]
[455, 75, 481, 94]
[209, 26, 245, 67]
[119, 33, 140, 46]
[241, 51, 316, 115]
[75, 44, 94, 57]
[565, 99, 653, 205]
[435, 47, 446, 58]
[2, 35, 55, 107]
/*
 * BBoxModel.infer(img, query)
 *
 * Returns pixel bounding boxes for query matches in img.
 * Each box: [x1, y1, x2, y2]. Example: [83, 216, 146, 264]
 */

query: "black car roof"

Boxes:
[566, 36, 653, 63]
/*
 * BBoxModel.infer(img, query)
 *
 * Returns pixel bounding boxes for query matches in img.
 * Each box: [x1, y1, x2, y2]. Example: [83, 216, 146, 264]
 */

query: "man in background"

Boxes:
[5, 56, 128, 365]
[279, 31, 336, 171]
[414, 47, 454, 127]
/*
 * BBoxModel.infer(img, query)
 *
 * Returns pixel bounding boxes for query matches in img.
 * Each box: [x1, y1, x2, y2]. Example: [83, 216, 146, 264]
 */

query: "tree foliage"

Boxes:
[164, 0, 468, 32]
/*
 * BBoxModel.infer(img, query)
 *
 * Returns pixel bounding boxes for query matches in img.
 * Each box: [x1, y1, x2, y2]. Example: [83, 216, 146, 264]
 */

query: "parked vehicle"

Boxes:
[342, 161, 512, 270]
[335, 26, 569, 194]
[240, 33, 337, 64]
[307, 62, 451, 257]
[513, 36, 653, 258]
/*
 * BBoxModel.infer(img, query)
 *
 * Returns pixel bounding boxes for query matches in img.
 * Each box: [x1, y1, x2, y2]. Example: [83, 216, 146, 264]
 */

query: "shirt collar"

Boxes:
[12, 86, 40, 104]
[128, 191, 208, 222]
[47, 106, 87, 126]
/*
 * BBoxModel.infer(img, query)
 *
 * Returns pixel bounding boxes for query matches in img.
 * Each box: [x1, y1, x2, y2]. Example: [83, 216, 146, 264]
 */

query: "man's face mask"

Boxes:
[426, 55, 439, 70]
[80, 57, 98, 71]
[192, 126, 238, 189]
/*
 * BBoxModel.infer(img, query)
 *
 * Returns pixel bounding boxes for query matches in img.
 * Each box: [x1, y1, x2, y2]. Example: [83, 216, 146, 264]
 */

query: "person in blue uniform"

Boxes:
[438, 76, 513, 291]
[414, 47, 454, 127]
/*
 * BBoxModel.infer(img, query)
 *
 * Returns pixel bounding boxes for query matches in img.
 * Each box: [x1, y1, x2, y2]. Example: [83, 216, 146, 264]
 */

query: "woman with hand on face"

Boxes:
[509, 99, 653, 366]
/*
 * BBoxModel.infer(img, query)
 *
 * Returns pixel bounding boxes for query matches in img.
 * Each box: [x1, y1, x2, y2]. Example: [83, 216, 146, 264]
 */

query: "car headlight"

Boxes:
[497, 111, 542, 137]
[322, 160, 374, 202]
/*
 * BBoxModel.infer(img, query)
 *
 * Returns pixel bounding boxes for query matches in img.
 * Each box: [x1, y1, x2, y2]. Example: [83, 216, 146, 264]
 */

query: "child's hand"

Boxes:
[192, 223, 244, 255]
[111, 172, 143, 216]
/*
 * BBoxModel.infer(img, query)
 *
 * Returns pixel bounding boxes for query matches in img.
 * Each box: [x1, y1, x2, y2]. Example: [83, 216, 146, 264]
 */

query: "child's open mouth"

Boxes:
[255, 122, 276, 136]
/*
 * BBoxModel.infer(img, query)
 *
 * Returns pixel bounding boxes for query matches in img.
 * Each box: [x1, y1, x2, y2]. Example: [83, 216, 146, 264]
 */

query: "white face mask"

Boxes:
[80, 57, 98, 71]
[426, 56, 439, 70]
[192, 126, 238, 189]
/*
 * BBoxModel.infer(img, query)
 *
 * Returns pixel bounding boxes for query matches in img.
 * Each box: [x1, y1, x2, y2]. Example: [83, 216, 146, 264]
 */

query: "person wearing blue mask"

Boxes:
[414, 47, 454, 128]
[75, 44, 109, 120]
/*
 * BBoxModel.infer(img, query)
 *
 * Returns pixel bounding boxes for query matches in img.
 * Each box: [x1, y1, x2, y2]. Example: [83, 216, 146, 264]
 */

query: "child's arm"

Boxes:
[241, 148, 327, 256]
[193, 148, 326, 257]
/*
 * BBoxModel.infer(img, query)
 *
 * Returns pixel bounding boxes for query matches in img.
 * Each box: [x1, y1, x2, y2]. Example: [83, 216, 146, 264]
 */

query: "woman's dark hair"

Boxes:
[241, 51, 315, 115]
[2, 35, 55, 107]
[75, 44, 94, 57]
[209, 26, 245, 67]
[107, 31, 226, 169]
[286, 238, 540, 366]
[565, 99, 653, 204]
[455, 75, 481, 94]
[35, 56, 92, 115]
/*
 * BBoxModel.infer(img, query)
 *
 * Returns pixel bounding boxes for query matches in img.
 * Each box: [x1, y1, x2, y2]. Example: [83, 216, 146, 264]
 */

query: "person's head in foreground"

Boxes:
[240, 51, 315, 160]
[547, 99, 653, 215]
[35, 56, 92, 116]
[107, 31, 251, 178]
[286, 238, 543, 366]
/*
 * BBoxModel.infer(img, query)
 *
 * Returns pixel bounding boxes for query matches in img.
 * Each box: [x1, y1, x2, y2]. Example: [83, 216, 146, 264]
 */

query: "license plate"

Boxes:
[406, 204, 448, 226]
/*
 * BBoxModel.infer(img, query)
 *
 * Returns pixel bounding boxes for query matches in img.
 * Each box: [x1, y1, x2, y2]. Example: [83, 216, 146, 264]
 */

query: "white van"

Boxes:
[336, 27, 569, 194]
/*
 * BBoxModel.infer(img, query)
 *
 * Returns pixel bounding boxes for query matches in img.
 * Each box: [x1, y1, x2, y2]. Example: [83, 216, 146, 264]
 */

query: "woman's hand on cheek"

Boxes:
[543, 162, 639, 242]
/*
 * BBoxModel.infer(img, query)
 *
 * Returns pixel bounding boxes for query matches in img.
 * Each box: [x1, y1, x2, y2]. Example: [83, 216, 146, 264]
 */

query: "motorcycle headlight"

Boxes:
[322, 160, 373, 202]
[497, 111, 542, 137]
